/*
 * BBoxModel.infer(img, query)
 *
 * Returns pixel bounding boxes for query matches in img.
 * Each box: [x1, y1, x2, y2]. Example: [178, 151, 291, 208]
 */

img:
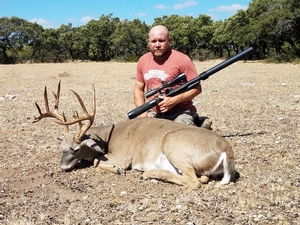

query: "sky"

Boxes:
[0, 0, 251, 28]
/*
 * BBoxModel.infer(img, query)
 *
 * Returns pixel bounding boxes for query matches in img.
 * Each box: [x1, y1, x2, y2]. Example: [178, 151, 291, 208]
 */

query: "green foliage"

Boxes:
[0, 16, 43, 63]
[246, 0, 300, 59]
[111, 19, 149, 61]
[190, 48, 215, 61]
[1, 1, 300, 64]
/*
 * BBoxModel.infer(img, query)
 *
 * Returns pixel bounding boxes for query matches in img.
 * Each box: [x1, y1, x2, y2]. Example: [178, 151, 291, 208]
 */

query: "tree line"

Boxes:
[1, 0, 299, 64]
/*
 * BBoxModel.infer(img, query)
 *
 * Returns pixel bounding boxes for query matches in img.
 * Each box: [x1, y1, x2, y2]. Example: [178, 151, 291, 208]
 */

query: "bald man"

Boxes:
[133, 25, 204, 126]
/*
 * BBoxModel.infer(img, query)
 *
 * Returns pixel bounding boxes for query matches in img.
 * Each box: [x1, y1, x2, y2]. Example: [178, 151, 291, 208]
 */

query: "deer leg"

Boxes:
[142, 167, 201, 189]
[94, 161, 124, 174]
[93, 154, 126, 175]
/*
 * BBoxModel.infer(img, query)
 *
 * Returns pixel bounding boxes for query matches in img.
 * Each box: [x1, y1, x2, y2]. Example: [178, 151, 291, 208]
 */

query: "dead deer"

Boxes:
[33, 81, 237, 188]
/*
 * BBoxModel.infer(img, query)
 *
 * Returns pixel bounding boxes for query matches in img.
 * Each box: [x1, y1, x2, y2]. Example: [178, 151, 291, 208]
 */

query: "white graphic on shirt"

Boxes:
[144, 70, 169, 81]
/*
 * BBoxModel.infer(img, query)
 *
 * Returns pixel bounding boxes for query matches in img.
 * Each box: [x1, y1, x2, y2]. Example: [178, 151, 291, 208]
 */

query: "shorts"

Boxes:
[147, 109, 199, 126]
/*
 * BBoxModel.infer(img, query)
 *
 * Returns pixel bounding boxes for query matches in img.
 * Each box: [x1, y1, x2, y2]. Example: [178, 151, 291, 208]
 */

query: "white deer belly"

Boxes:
[131, 153, 179, 174]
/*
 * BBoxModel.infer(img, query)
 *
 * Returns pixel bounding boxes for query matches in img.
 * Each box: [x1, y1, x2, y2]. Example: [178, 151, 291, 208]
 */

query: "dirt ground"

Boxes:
[0, 60, 299, 225]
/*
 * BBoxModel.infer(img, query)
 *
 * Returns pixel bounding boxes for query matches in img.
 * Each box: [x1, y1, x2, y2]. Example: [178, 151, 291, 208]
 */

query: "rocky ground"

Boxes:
[0, 60, 299, 224]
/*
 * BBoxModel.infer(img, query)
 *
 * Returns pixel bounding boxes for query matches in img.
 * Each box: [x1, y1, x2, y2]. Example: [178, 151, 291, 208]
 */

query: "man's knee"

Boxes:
[147, 109, 157, 118]
[174, 112, 196, 125]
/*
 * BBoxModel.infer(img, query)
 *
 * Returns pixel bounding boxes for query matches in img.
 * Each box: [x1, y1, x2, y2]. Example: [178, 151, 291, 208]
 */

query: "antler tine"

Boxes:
[52, 79, 61, 111]
[33, 86, 49, 123]
[57, 84, 96, 142]
[33, 81, 69, 134]
[73, 110, 83, 131]
[44, 86, 50, 112]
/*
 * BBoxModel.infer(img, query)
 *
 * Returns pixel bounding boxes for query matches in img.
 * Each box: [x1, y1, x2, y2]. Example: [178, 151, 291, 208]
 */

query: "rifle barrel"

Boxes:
[199, 47, 254, 80]
[127, 98, 160, 119]
[167, 47, 254, 97]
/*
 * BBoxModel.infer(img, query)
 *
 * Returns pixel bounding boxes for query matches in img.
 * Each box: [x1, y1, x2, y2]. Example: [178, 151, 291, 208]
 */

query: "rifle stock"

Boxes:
[127, 47, 254, 119]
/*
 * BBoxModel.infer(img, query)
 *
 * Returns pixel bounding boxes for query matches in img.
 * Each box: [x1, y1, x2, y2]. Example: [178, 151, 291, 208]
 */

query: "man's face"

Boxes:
[148, 31, 171, 58]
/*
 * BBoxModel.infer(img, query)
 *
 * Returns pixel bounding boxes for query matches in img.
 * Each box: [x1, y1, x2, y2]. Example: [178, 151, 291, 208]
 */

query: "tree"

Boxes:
[39, 28, 66, 62]
[55, 23, 90, 61]
[111, 19, 149, 61]
[211, 19, 233, 57]
[246, 0, 300, 59]
[153, 14, 194, 54]
[0, 16, 41, 63]
[26, 22, 44, 62]
[86, 14, 118, 61]
[1, 2, 300, 64]
[70, 26, 91, 61]
[187, 14, 215, 60]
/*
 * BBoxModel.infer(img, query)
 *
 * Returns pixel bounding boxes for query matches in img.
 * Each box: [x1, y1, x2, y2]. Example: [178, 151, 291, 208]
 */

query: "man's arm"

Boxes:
[133, 81, 148, 117]
[158, 83, 201, 113]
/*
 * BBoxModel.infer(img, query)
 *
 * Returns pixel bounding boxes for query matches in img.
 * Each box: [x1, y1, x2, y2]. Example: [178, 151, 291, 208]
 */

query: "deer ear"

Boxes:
[80, 139, 105, 154]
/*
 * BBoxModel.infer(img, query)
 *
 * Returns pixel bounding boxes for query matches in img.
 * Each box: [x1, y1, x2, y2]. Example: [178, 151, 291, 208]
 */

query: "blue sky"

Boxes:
[0, 0, 251, 28]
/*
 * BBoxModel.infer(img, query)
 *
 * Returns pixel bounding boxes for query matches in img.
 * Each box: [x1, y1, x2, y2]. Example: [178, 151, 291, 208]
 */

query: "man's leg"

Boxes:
[173, 110, 198, 125]
[147, 109, 212, 129]
[147, 109, 157, 117]
[194, 116, 213, 130]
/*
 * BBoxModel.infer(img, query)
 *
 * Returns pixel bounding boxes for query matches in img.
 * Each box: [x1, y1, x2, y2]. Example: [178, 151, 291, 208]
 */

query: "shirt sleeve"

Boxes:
[179, 55, 198, 81]
[135, 57, 146, 83]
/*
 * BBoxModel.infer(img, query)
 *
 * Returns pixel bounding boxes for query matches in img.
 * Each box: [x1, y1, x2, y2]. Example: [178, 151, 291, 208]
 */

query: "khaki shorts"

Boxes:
[147, 109, 198, 126]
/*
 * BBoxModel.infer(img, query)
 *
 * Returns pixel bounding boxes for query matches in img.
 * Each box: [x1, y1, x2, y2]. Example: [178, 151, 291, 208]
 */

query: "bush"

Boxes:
[189, 49, 215, 61]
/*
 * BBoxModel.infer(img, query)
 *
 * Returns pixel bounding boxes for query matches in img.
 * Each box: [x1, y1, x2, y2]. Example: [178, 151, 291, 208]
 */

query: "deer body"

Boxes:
[34, 82, 236, 188]
[61, 117, 236, 188]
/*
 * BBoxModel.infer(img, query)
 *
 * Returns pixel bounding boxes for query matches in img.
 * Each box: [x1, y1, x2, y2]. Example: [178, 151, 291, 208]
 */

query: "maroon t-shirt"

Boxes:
[136, 49, 198, 113]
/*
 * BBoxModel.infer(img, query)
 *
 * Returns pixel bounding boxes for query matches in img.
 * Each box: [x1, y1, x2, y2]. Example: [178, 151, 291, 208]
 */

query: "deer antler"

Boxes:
[57, 84, 96, 143]
[33, 81, 69, 134]
[33, 81, 96, 142]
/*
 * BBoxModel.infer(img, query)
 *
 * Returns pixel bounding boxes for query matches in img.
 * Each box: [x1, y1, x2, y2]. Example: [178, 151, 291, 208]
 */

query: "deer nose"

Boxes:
[60, 152, 80, 170]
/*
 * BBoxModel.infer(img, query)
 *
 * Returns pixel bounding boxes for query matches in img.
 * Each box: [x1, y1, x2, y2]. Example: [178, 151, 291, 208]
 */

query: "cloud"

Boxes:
[208, 4, 248, 13]
[137, 12, 148, 17]
[30, 18, 53, 28]
[80, 16, 93, 23]
[66, 18, 78, 23]
[154, 4, 168, 10]
[173, 0, 198, 10]
[207, 14, 218, 21]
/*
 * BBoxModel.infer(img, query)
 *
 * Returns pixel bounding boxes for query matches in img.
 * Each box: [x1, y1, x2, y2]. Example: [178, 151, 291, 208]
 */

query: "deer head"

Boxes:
[33, 81, 105, 170]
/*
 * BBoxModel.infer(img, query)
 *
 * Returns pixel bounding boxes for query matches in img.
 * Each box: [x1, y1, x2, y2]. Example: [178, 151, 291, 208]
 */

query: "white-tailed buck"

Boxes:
[33, 81, 237, 188]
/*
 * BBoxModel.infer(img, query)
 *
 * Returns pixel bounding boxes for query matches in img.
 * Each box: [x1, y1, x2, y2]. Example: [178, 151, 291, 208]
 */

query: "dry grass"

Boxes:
[0, 61, 299, 224]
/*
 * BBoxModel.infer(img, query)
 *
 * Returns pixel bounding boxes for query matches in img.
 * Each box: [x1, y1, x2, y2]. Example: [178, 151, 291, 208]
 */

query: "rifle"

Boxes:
[144, 72, 187, 98]
[127, 47, 254, 119]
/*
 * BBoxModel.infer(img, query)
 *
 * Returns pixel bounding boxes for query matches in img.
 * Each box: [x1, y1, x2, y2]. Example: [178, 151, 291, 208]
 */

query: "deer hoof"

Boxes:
[114, 166, 123, 175]
[93, 158, 100, 167]
[199, 175, 210, 184]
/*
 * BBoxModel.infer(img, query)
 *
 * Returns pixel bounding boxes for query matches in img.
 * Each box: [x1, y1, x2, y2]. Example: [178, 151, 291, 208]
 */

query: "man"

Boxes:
[134, 25, 208, 127]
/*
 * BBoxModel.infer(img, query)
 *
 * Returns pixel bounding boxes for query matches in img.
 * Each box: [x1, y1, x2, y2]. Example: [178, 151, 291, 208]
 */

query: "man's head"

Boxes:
[148, 25, 171, 58]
